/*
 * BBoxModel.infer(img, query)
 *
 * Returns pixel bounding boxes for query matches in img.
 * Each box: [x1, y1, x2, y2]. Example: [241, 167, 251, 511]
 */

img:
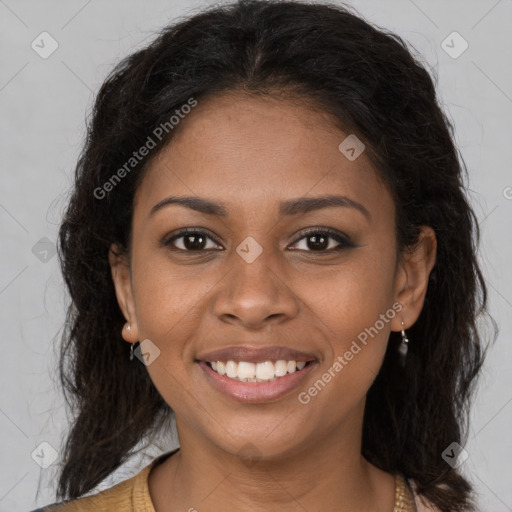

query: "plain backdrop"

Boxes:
[1, 0, 511, 510]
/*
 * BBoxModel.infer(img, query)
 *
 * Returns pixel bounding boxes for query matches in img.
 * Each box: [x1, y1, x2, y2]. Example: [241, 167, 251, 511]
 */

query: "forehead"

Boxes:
[135, 93, 392, 220]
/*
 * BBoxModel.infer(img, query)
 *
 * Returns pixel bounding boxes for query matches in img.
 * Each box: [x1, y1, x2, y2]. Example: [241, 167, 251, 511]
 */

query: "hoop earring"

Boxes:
[398, 320, 409, 366]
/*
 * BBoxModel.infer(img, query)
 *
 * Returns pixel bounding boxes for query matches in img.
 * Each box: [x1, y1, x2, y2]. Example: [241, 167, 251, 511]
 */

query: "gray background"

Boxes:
[1, 0, 511, 510]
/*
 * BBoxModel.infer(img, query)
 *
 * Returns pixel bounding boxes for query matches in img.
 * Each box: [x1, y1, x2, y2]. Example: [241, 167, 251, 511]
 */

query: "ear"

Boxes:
[109, 243, 140, 343]
[391, 226, 437, 331]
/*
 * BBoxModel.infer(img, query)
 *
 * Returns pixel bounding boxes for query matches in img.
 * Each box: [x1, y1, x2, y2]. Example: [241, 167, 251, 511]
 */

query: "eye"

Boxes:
[289, 228, 354, 252]
[163, 227, 354, 253]
[164, 228, 223, 252]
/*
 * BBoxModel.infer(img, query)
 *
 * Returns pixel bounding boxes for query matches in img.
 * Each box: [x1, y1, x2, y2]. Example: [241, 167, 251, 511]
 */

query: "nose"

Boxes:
[210, 246, 300, 330]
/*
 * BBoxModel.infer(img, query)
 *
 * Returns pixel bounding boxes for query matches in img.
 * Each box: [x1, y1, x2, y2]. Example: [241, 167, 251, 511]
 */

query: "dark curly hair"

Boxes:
[54, 1, 494, 510]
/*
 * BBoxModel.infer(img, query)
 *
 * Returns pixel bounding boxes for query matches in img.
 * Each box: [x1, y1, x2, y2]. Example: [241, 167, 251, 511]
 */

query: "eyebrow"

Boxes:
[149, 194, 371, 221]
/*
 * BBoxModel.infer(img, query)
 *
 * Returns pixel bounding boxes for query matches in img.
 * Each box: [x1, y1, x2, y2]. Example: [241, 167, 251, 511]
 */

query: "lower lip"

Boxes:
[197, 360, 318, 403]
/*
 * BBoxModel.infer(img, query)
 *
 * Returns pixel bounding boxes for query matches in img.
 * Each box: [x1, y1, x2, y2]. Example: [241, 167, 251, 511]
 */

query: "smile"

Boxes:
[197, 359, 318, 403]
[207, 360, 311, 382]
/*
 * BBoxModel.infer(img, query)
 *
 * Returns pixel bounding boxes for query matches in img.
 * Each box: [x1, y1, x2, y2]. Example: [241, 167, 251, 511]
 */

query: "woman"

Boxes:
[31, 0, 491, 510]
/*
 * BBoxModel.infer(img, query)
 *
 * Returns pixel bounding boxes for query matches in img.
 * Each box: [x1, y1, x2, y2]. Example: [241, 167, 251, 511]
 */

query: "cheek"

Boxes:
[318, 298, 392, 386]
[129, 259, 209, 412]
[305, 246, 397, 386]
[129, 251, 214, 358]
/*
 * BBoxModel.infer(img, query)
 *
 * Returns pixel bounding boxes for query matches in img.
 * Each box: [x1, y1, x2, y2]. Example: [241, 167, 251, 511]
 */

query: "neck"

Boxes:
[148, 416, 396, 512]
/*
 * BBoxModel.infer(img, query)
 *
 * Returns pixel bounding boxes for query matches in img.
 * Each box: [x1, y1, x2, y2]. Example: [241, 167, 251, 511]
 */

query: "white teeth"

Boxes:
[237, 361, 256, 380]
[287, 360, 296, 373]
[256, 361, 275, 381]
[274, 360, 288, 377]
[207, 359, 311, 381]
[225, 360, 238, 378]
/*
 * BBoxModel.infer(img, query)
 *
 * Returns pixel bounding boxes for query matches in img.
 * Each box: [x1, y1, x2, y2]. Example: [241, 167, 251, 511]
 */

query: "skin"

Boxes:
[109, 92, 437, 512]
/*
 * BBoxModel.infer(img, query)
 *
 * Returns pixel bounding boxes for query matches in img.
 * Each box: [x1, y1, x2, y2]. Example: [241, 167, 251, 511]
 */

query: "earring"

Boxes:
[129, 341, 140, 361]
[398, 320, 409, 366]
[124, 323, 138, 361]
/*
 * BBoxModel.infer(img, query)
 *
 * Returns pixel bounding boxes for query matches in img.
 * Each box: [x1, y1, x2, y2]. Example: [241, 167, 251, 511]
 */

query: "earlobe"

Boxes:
[391, 226, 437, 332]
[122, 321, 138, 343]
[109, 244, 140, 342]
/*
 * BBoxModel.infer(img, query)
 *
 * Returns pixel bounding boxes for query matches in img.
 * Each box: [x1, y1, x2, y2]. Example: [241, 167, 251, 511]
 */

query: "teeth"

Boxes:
[256, 361, 274, 381]
[238, 361, 256, 380]
[225, 360, 238, 378]
[207, 359, 311, 381]
[275, 360, 288, 377]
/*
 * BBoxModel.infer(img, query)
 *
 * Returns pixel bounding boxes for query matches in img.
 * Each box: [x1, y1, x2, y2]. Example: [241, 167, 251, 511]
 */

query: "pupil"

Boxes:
[308, 234, 328, 250]
[185, 234, 206, 250]
[182, 233, 330, 251]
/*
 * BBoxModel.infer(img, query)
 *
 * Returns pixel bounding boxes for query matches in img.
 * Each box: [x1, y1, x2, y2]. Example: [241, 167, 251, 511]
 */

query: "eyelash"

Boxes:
[163, 227, 355, 254]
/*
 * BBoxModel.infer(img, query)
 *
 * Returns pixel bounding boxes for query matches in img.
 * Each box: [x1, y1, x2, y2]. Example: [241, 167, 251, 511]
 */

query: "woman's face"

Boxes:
[111, 92, 435, 460]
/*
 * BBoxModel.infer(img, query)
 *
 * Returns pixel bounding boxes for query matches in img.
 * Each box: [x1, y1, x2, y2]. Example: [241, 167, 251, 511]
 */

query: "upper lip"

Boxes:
[196, 346, 318, 363]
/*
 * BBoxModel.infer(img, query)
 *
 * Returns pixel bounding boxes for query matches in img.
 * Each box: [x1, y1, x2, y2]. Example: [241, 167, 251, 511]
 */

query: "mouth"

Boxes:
[196, 357, 318, 403]
[204, 359, 315, 382]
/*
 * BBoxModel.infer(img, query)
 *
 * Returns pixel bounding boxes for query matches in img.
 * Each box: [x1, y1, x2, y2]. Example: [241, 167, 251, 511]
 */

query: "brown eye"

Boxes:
[164, 227, 354, 254]
[289, 228, 354, 252]
[165, 229, 223, 251]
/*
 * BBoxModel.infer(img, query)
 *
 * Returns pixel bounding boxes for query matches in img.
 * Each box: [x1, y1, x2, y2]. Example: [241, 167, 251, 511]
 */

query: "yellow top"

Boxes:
[33, 449, 437, 511]
[31, 449, 177, 512]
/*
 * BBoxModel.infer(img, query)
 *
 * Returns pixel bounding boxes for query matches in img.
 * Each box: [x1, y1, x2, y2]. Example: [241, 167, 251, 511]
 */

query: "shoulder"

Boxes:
[27, 449, 179, 512]
[27, 464, 152, 512]
[27, 500, 77, 512]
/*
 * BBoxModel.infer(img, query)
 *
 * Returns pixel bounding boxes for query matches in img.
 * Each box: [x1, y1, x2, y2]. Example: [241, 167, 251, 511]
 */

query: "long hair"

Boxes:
[55, 1, 494, 510]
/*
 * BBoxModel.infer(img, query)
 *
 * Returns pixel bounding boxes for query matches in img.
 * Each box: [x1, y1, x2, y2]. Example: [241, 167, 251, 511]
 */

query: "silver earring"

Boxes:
[129, 341, 140, 361]
[125, 323, 136, 361]
[398, 321, 409, 366]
